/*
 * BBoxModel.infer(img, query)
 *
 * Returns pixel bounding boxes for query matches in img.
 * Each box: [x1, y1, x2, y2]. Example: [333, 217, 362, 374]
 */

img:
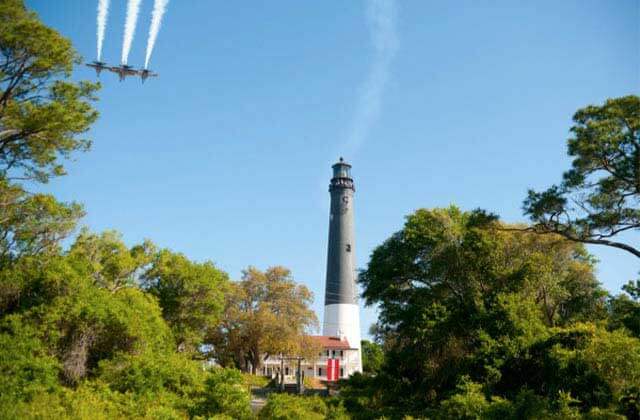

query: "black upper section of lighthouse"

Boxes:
[324, 157, 358, 306]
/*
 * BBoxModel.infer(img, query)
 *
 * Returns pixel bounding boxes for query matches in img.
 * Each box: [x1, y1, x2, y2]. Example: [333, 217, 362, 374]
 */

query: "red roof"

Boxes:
[310, 335, 352, 349]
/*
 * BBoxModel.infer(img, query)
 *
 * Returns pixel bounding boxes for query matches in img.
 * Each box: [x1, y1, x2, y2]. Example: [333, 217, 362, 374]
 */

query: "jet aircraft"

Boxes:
[139, 69, 158, 83]
[109, 64, 139, 82]
[86, 61, 109, 77]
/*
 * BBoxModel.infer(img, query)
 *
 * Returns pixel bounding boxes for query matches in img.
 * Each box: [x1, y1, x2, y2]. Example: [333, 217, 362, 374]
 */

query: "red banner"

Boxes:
[326, 358, 340, 381]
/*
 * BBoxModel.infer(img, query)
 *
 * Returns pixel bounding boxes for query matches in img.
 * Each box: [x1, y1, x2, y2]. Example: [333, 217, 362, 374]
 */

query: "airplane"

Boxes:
[86, 61, 109, 77]
[139, 68, 158, 83]
[108, 64, 139, 82]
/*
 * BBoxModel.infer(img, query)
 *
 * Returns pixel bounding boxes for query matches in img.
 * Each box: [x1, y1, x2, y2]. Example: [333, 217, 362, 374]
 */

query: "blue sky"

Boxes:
[29, 0, 639, 338]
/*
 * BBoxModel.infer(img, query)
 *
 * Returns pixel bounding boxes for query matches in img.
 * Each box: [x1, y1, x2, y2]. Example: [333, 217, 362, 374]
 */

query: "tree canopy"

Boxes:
[142, 249, 229, 354]
[344, 206, 635, 418]
[523, 96, 640, 258]
[360, 340, 383, 375]
[0, 0, 99, 265]
[209, 266, 319, 373]
[0, 0, 98, 184]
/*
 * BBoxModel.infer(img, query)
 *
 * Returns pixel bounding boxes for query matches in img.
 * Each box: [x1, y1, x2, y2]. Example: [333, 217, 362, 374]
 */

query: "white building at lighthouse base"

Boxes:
[259, 335, 360, 381]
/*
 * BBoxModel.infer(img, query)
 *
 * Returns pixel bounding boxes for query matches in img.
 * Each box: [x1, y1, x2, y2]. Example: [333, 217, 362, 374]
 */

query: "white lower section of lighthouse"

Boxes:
[323, 303, 362, 373]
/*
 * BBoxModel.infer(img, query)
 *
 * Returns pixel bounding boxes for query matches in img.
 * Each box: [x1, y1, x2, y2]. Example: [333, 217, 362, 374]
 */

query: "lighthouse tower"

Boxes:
[323, 158, 362, 373]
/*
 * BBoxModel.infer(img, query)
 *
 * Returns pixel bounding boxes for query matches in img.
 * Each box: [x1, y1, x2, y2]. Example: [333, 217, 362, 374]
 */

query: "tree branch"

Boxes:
[499, 225, 640, 259]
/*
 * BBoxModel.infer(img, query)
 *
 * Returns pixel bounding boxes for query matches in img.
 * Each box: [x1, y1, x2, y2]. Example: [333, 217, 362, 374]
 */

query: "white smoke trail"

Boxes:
[144, 0, 170, 69]
[96, 0, 110, 61]
[121, 0, 143, 65]
[343, 0, 398, 156]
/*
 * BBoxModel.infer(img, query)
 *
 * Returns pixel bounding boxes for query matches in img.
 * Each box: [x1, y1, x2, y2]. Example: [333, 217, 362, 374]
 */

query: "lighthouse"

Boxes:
[322, 157, 362, 373]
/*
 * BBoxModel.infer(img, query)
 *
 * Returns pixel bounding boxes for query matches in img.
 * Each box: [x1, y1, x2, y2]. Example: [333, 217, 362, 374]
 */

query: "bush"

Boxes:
[259, 394, 328, 420]
[198, 368, 253, 420]
[243, 372, 270, 388]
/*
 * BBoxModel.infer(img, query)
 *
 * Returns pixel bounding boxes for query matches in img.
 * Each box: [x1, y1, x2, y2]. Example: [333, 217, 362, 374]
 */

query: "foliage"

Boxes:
[336, 373, 390, 419]
[0, 227, 254, 419]
[348, 206, 632, 417]
[142, 249, 229, 353]
[0, 0, 99, 184]
[2, 256, 172, 384]
[360, 339, 383, 375]
[243, 372, 270, 388]
[0, 0, 98, 263]
[209, 266, 318, 372]
[258, 393, 348, 420]
[608, 280, 640, 338]
[436, 377, 516, 420]
[0, 316, 61, 404]
[0, 250, 253, 418]
[197, 368, 253, 420]
[97, 352, 206, 402]
[0, 180, 84, 262]
[4, 382, 187, 420]
[68, 229, 156, 292]
[523, 96, 640, 258]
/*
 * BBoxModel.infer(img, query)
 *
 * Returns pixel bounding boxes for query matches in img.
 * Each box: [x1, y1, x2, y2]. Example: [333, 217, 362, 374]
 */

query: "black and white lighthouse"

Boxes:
[322, 158, 362, 372]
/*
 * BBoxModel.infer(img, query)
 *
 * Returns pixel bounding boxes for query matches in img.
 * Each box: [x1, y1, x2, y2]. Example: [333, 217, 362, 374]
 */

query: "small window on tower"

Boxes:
[346, 244, 351, 252]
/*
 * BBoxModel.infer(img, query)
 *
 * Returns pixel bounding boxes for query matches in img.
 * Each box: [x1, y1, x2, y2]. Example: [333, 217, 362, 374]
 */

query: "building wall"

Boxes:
[260, 348, 359, 381]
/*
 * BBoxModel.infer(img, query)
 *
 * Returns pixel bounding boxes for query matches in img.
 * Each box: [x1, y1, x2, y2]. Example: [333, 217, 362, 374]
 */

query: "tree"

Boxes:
[0, 0, 98, 184]
[609, 280, 640, 338]
[142, 249, 229, 354]
[210, 266, 318, 373]
[0, 248, 173, 386]
[357, 206, 607, 413]
[523, 96, 640, 258]
[0, 180, 84, 262]
[68, 229, 156, 293]
[0, 0, 99, 263]
[360, 340, 383, 375]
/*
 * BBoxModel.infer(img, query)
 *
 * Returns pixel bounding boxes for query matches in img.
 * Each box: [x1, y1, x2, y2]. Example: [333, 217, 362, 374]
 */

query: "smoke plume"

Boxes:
[96, 0, 110, 61]
[144, 0, 170, 69]
[121, 0, 143, 65]
[344, 0, 398, 155]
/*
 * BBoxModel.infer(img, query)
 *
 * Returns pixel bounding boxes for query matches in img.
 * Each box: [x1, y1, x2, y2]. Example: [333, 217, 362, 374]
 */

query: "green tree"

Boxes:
[0, 316, 61, 405]
[608, 280, 640, 338]
[68, 229, 155, 293]
[0, 232, 172, 385]
[0, 0, 99, 263]
[436, 377, 514, 420]
[523, 96, 640, 258]
[0, 0, 98, 183]
[357, 206, 607, 413]
[0, 180, 84, 262]
[360, 339, 383, 375]
[142, 249, 229, 354]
